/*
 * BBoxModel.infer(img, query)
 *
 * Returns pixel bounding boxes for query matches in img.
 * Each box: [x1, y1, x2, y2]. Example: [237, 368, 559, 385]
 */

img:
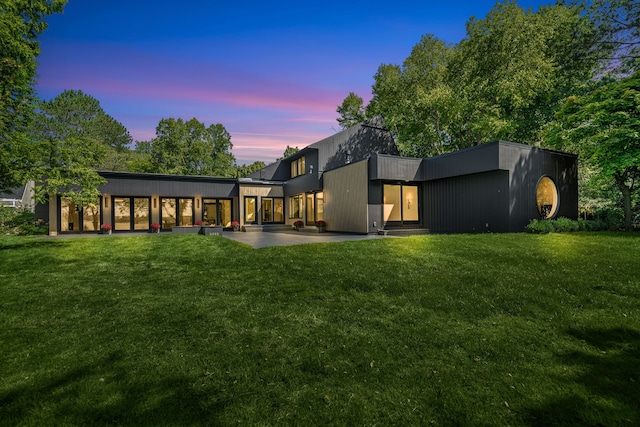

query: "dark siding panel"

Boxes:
[369, 155, 422, 181]
[99, 177, 237, 198]
[503, 143, 578, 231]
[284, 173, 321, 196]
[425, 171, 510, 233]
[424, 143, 501, 180]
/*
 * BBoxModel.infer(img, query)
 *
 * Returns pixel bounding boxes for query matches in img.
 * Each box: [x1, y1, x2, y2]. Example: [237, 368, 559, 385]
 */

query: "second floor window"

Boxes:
[291, 156, 306, 178]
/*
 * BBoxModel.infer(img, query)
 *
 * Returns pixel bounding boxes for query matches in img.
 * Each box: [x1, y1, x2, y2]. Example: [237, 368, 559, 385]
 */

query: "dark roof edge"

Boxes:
[96, 170, 238, 183]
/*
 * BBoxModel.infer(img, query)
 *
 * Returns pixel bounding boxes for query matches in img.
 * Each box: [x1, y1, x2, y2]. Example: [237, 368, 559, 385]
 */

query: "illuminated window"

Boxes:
[383, 184, 419, 223]
[60, 198, 79, 232]
[82, 201, 101, 231]
[203, 198, 232, 227]
[61, 197, 102, 232]
[245, 196, 257, 223]
[289, 194, 303, 218]
[291, 156, 306, 178]
[536, 176, 559, 219]
[261, 197, 284, 223]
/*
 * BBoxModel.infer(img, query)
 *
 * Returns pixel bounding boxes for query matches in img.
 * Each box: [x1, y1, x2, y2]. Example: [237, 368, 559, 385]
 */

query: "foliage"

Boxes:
[546, 71, 640, 229]
[275, 145, 300, 162]
[336, 92, 365, 129]
[451, 2, 599, 145]
[364, 2, 599, 157]
[0, 0, 66, 191]
[134, 118, 235, 177]
[100, 223, 112, 231]
[525, 217, 612, 233]
[150, 223, 160, 230]
[0, 233, 638, 425]
[26, 90, 135, 207]
[0, 207, 46, 235]
[366, 36, 464, 157]
[233, 161, 267, 177]
[578, 0, 640, 75]
[315, 220, 326, 227]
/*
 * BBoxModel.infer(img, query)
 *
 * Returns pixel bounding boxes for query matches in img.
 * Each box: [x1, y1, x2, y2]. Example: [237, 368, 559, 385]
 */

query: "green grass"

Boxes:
[0, 233, 639, 426]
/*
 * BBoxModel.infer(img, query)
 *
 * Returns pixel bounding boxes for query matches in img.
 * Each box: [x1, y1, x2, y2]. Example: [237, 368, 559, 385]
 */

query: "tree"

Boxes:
[578, 0, 640, 75]
[450, 1, 599, 145]
[366, 3, 600, 157]
[29, 90, 131, 207]
[367, 35, 467, 157]
[140, 118, 235, 177]
[546, 71, 640, 229]
[336, 92, 365, 129]
[275, 145, 300, 161]
[0, 0, 66, 191]
[234, 161, 267, 178]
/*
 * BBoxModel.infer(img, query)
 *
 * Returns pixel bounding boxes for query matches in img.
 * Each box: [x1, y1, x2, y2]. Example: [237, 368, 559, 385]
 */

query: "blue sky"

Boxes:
[36, 0, 552, 164]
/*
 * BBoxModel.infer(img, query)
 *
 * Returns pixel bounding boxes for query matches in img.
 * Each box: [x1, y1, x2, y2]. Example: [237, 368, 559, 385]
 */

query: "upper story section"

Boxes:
[247, 115, 398, 184]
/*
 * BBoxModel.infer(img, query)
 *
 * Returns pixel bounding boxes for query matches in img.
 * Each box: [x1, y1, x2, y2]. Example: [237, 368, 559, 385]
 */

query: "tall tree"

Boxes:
[29, 90, 131, 206]
[366, 35, 466, 157]
[336, 92, 365, 129]
[450, 1, 600, 145]
[140, 118, 235, 177]
[0, 0, 66, 191]
[579, 0, 640, 75]
[366, 3, 599, 157]
[546, 71, 640, 229]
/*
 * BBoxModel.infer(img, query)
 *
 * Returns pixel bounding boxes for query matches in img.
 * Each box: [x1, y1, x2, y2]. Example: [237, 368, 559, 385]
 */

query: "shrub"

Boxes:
[0, 207, 47, 235]
[525, 219, 555, 234]
[553, 217, 580, 232]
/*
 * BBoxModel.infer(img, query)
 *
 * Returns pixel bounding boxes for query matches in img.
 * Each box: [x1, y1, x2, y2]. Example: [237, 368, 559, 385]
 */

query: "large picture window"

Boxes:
[262, 197, 284, 223]
[114, 197, 150, 231]
[305, 192, 324, 225]
[536, 176, 559, 219]
[203, 198, 232, 227]
[60, 198, 80, 232]
[161, 198, 193, 230]
[289, 194, 303, 219]
[383, 184, 419, 224]
[61, 197, 102, 232]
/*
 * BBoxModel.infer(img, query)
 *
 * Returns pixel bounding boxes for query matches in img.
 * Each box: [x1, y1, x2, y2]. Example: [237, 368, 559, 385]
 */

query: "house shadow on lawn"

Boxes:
[0, 351, 232, 425]
[522, 327, 640, 426]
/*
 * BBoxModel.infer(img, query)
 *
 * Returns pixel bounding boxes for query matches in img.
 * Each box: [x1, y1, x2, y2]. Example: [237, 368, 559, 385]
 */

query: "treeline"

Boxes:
[337, 0, 639, 229]
[1, 1, 265, 208]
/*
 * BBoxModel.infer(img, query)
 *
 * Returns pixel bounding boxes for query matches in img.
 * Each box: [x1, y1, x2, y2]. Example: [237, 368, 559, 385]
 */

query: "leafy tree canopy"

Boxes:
[28, 90, 131, 206]
[546, 71, 640, 229]
[577, 0, 640, 75]
[336, 92, 365, 130]
[135, 117, 236, 177]
[362, 1, 600, 157]
[0, 0, 66, 191]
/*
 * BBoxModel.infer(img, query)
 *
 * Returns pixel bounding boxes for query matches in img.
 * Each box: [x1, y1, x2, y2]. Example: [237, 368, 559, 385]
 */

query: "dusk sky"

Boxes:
[36, 0, 552, 164]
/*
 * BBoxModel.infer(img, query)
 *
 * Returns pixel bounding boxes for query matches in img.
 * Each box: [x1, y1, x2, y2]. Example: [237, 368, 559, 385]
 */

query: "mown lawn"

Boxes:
[0, 232, 638, 426]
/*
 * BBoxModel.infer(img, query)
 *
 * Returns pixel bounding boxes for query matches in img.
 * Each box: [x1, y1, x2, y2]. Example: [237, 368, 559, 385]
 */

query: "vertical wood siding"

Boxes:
[323, 160, 369, 233]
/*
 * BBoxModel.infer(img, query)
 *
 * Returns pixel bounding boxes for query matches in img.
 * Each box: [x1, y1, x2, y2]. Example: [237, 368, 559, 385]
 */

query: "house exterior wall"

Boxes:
[425, 170, 511, 233]
[238, 184, 284, 226]
[323, 160, 369, 234]
[499, 143, 578, 231]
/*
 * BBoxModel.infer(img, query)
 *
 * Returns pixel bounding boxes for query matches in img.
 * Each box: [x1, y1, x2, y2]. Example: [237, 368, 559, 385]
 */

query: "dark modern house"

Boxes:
[40, 116, 577, 236]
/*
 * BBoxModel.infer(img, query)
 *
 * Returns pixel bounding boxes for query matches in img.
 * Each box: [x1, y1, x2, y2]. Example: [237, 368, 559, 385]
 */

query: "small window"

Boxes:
[536, 176, 559, 219]
[291, 156, 306, 178]
[245, 196, 257, 223]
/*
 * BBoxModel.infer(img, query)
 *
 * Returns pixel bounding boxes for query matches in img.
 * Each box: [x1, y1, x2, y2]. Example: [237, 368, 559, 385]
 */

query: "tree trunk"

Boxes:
[615, 172, 633, 231]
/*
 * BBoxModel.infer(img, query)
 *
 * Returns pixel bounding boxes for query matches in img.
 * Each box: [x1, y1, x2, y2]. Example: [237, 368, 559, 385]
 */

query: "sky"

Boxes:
[36, 0, 552, 165]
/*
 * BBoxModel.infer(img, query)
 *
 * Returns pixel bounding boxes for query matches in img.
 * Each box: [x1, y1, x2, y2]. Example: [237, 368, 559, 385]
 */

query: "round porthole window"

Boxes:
[536, 176, 559, 219]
